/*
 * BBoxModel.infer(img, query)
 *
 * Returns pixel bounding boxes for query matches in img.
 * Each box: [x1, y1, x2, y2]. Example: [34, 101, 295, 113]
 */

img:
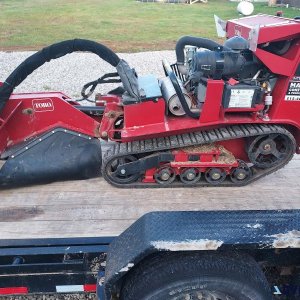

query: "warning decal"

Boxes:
[229, 89, 254, 108]
[285, 76, 300, 101]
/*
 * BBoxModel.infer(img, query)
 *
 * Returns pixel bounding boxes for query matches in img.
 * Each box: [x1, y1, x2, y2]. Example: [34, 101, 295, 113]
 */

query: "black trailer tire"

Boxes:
[120, 251, 272, 300]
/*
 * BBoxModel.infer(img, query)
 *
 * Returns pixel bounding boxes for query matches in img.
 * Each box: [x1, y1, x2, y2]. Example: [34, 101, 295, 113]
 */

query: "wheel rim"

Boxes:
[205, 168, 226, 185]
[179, 168, 201, 184]
[105, 155, 140, 184]
[247, 133, 293, 169]
[154, 167, 176, 184]
[230, 160, 252, 184]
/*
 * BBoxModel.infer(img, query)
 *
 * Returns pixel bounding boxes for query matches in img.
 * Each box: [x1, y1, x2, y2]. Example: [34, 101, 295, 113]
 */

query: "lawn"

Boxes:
[0, 0, 298, 52]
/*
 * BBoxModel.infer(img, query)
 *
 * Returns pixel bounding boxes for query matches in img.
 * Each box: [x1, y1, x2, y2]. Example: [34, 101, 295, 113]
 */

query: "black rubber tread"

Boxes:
[120, 251, 272, 300]
[102, 124, 296, 188]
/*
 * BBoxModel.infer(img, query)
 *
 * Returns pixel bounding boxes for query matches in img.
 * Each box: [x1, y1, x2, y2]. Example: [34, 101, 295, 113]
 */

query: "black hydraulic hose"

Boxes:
[175, 36, 229, 64]
[0, 39, 121, 112]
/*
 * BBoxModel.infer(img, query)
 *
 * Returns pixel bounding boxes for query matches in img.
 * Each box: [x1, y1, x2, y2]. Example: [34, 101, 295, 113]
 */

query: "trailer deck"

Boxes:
[1, 155, 299, 240]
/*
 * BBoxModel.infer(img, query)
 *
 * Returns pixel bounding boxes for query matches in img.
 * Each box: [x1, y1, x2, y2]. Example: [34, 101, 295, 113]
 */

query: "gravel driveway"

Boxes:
[0, 50, 176, 102]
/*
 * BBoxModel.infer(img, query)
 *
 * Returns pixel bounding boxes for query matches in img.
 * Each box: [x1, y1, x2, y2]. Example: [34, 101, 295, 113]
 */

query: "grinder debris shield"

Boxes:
[0, 129, 102, 187]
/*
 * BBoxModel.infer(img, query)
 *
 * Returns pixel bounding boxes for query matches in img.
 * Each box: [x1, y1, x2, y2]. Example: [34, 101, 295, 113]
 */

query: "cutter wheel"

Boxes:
[102, 124, 296, 188]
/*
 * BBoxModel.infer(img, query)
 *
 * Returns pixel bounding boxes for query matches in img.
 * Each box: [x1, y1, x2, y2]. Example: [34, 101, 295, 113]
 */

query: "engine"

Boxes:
[188, 36, 261, 81]
[162, 35, 273, 116]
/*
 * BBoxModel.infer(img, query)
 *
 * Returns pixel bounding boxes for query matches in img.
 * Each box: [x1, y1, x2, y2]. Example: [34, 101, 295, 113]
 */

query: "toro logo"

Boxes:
[32, 99, 54, 112]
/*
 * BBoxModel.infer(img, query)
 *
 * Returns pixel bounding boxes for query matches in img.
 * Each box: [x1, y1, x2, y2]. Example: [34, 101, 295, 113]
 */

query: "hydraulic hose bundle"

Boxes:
[0, 39, 120, 112]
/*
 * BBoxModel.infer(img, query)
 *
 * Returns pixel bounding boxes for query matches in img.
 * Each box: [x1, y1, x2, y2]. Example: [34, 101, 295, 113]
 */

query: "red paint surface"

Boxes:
[0, 287, 28, 295]
[83, 284, 97, 292]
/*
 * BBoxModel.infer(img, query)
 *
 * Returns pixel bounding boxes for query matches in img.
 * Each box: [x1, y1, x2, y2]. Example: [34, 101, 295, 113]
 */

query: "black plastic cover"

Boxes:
[0, 129, 102, 187]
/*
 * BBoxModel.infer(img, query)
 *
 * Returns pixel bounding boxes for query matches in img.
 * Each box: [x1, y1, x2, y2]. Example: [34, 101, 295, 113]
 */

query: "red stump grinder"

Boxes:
[0, 14, 300, 188]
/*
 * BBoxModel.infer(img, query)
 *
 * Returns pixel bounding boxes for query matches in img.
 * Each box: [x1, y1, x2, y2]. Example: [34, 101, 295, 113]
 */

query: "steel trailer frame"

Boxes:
[0, 237, 112, 297]
[0, 210, 300, 299]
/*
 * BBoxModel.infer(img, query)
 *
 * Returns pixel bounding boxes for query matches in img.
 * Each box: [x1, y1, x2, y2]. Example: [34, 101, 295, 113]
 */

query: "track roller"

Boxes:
[205, 168, 226, 185]
[230, 160, 252, 184]
[179, 168, 201, 184]
[154, 167, 176, 185]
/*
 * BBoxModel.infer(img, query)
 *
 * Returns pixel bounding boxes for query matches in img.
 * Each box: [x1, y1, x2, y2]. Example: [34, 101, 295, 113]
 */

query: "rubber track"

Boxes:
[102, 124, 296, 188]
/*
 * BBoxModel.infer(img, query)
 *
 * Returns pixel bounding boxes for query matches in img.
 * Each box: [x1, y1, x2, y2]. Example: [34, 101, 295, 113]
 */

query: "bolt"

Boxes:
[211, 172, 221, 180]
[22, 108, 34, 115]
[161, 171, 170, 181]
[237, 172, 246, 180]
[120, 169, 126, 175]
[105, 112, 116, 118]
[109, 112, 116, 118]
[264, 144, 271, 151]
[186, 172, 196, 180]
[102, 131, 108, 138]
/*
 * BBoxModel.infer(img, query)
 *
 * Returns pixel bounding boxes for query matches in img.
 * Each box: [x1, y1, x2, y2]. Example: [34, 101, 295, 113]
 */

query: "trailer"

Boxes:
[0, 209, 300, 300]
[0, 155, 300, 300]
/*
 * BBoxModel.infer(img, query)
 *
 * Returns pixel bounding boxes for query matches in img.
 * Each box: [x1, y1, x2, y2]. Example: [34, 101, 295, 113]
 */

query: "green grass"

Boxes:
[0, 0, 298, 52]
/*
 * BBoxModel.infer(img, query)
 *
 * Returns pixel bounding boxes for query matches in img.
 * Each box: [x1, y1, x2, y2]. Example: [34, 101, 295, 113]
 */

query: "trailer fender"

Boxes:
[103, 209, 300, 299]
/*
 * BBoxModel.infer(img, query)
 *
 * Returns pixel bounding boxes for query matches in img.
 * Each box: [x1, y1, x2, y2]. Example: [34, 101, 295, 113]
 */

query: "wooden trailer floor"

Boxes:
[0, 156, 300, 240]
